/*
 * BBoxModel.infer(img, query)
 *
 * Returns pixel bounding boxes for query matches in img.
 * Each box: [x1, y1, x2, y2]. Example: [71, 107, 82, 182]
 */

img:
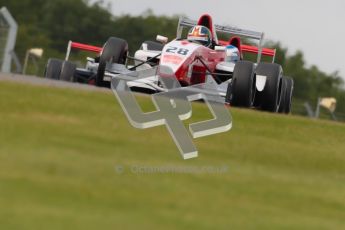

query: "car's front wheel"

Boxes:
[278, 76, 294, 114]
[226, 60, 256, 108]
[255, 63, 283, 112]
[97, 37, 128, 87]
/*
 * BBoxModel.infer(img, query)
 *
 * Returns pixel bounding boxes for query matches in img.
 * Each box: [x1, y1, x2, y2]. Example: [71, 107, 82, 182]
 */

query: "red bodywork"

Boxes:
[167, 38, 276, 86]
[160, 14, 276, 86]
[163, 43, 226, 86]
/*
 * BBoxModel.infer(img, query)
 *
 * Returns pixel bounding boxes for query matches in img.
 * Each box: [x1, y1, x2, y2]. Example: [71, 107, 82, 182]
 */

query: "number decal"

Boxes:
[166, 47, 177, 53]
[166, 46, 189, 55]
[177, 48, 188, 55]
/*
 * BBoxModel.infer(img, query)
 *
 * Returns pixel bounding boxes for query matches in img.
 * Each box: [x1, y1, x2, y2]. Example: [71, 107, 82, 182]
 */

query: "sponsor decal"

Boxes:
[161, 54, 183, 65]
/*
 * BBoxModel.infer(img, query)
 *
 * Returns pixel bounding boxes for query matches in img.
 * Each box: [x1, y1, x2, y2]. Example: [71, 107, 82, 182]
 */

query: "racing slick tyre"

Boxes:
[278, 76, 294, 114]
[44, 58, 63, 80]
[278, 76, 287, 113]
[255, 63, 283, 112]
[141, 41, 164, 51]
[60, 61, 76, 82]
[227, 60, 256, 107]
[97, 37, 128, 87]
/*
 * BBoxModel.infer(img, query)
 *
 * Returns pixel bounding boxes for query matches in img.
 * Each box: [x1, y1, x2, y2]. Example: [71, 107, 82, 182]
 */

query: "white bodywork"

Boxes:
[160, 40, 200, 72]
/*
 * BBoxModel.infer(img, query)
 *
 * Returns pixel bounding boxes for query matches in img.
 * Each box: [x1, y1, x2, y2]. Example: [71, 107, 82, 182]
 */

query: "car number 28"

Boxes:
[166, 46, 189, 55]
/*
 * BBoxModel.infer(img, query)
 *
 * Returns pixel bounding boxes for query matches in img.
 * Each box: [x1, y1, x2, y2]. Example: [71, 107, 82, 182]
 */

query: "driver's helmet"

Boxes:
[187, 25, 212, 47]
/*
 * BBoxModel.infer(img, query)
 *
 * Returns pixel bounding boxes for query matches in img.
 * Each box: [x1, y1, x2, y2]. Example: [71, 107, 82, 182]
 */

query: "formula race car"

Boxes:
[44, 14, 293, 113]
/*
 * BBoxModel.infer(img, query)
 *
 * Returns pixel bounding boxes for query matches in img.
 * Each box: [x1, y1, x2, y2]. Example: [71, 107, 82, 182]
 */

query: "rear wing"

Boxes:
[177, 16, 274, 63]
[65, 40, 102, 61]
[242, 44, 276, 62]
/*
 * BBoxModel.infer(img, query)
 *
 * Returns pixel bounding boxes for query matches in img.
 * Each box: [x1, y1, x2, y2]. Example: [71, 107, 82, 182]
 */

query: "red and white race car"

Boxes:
[45, 14, 293, 113]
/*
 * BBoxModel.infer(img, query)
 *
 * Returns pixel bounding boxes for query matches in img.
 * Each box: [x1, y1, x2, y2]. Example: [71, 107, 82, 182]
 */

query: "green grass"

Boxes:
[0, 80, 345, 230]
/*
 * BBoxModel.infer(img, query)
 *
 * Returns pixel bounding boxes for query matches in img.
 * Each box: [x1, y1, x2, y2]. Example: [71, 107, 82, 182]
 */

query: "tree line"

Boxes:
[1, 0, 344, 118]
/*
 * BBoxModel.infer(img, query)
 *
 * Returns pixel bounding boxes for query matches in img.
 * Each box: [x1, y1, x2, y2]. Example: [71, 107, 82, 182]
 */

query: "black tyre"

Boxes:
[278, 76, 287, 113]
[278, 76, 294, 114]
[141, 41, 164, 51]
[45, 58, 63, 80]
[97, 37, 128, 87]
[226, 61, 256, 107]
[255, 63, 283, 112]
[60, 61, 76, 82]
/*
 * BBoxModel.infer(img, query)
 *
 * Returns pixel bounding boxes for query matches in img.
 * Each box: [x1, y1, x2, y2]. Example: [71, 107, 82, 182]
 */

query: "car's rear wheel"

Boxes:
[255, 63, 283, 112]
[278, 76, 294, 114]
[97, 37, 128, 87]
[226, 60, 256, 107]
[60, 61, 76, 82]
[44, 58, 63, 80]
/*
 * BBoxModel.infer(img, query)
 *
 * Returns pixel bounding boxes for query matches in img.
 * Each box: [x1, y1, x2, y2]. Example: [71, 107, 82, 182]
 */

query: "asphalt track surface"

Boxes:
[0, 73, 110, 93]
